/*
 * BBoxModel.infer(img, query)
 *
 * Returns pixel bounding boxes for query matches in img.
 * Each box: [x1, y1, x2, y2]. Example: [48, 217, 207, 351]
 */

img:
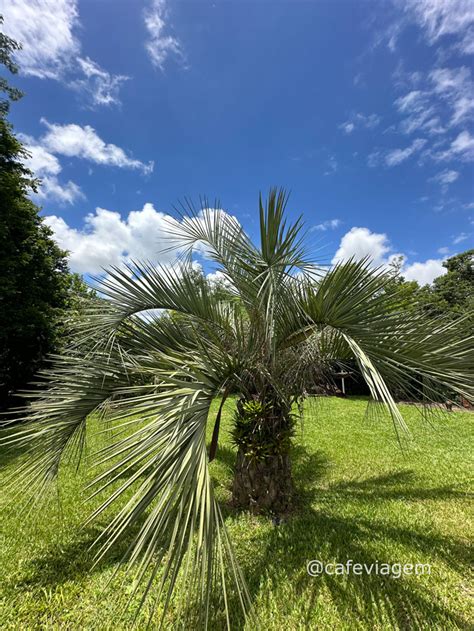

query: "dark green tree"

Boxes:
[0, 120, 73, 407]
[0, 16, 23, 116]
[384, 255, 421, 312]
[419, 250, 474, 319]
[0, 18, 86, 408]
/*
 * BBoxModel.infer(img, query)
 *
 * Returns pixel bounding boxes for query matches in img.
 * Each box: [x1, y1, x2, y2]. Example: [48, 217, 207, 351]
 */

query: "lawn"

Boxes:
[0, 397, 472, 630]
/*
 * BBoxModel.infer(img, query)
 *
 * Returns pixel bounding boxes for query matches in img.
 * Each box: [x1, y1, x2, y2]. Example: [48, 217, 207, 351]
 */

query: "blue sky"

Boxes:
[1, 0, 473, 284]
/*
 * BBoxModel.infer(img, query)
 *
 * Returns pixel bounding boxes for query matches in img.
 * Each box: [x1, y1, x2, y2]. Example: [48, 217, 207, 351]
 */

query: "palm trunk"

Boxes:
[232, 446, 293, 513]
[231, 397, 295, 514]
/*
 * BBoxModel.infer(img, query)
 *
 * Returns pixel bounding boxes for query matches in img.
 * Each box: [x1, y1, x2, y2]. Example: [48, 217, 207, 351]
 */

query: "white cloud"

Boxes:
[144, 0, 183, 69]
[385, 138, 427, 166]
[44, 205, 239, 275]
[37, 177, 84, 205]
[21, 139, 84, 204]
[394, 67, 474, 135]
[456, 26, 474, 55]
[437, 246, 449, 255]
[45, 204, 177, 274]
[367, 151, 382, 168]
[324, 155, 338, 175]
[332, 226, 448, 285]
[395, 90, 425, 113]
[403, 258, 447, 284]
[435, 130, 474, 162]
[431, 169, 459, 186]
[0, 0, 80, 79]
[20, 117, 154, 203]
[339, 113, 380, 134]
[430, 66, 474, 126]
[39, 119, 154, 174]
[394, 90, 444, 135]
[451, 130, 474, 157]
[311, 219, 341, 232]
[0, 0, 127, 107]
[401, 0, 474, 53]
[331, 227, 392, 266]
[70, 57, 130, 108]
[453, 232, 469, 244]
[339, 122, 355, 134]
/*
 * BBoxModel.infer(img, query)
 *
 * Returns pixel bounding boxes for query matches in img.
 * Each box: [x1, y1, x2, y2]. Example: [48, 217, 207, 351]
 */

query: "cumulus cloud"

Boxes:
[331, 227, 392, 266]
[332, 226, 448, 284]
[403, 259, 446, 284]
[144, 0, 183, 69]
[19, 120, 153, 203]
[20, 138, 84, 204]
[0, 0, 80, 79]
[44, 204, 177, 274]
[44, 205, 239, 275]
[37, 119, 153, 174]
[0, 0, 128, 107]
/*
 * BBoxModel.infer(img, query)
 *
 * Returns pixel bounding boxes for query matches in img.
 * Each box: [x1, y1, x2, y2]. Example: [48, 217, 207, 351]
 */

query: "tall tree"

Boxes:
[3, 190, 472, 627]
[0, 18, 77, 408]
[419, 250, 474, 320]
[0, 16, 23, 116]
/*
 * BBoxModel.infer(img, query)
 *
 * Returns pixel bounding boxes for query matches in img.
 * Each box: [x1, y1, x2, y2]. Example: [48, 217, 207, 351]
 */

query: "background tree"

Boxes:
[384, 255, 421, 311]
[0, 18, 91, 408]
[418, 250, 474, 320]
[0, 16, 23, 116]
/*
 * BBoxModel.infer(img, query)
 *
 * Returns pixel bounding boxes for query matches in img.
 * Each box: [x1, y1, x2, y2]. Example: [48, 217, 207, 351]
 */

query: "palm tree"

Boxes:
[2, 189, 473, 627]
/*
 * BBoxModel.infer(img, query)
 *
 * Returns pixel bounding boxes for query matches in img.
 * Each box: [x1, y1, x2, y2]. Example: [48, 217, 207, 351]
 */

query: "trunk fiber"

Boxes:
[232, 447, 293, 514]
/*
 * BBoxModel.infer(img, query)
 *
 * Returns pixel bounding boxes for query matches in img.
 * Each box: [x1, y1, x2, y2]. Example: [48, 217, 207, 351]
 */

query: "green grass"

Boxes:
[0, 397, 472, 630]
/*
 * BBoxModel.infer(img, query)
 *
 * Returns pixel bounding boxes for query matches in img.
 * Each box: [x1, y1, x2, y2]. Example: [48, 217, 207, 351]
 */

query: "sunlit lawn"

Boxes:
[0, 397, 472, 629]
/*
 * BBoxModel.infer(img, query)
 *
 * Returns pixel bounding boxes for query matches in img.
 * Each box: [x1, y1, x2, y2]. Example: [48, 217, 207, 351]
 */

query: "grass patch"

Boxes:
[0, 397, 472, 629]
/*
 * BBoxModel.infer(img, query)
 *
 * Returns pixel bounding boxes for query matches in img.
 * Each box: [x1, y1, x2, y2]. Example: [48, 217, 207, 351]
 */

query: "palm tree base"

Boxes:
[232, 447, 294, 514]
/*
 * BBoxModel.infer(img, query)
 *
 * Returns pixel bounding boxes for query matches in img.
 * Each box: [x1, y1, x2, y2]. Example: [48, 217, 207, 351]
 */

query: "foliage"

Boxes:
[0, 15, 23, 116]
[418, 249, 474, 320]
[0, 21, 94, 408]
[384, 255, 421, 312]
[1, 190, 472, 627]
[231, 398, 296, 460]
[0, 117, 74, 408]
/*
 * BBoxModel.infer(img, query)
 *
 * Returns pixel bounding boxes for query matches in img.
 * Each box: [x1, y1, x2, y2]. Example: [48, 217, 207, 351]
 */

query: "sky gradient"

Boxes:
[1, 0, 473, 284]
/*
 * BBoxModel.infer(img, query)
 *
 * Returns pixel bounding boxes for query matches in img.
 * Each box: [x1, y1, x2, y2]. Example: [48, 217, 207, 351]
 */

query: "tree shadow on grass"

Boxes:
[241, 509, 471, 630]
[8, 444, 472, 630]
[224, 459, 472, 630]
[13, 520, 145, 592]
